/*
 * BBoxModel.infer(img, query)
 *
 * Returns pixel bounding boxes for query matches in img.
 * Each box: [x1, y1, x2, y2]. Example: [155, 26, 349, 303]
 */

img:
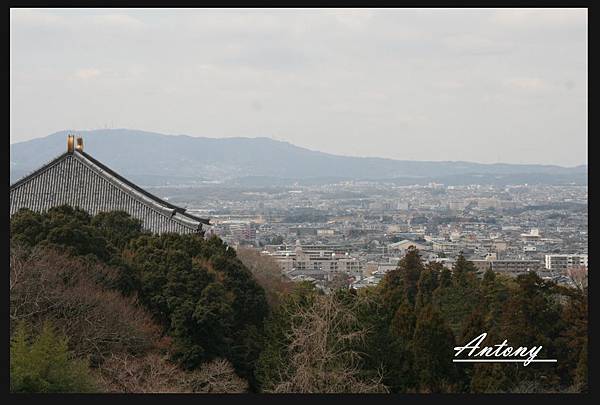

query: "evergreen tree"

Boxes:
[399, 246, 424, 306]
[91, 210, 145, 250]
[482, 265, 495, 287]
[415, 263, 440, 312]
[452, 252, 478, 286]
[378, 266, 406, 313]
[391, 302, 416, 341]
[412, 305, 458, 393]
[385, 301, 418, 392]
[480, 268, 510, 334]
[555, 284, 588, 388]
[496, 272, 563, 390]
[255, 283, 318, 391]
[438, 266, 452, 288]
[10, 209, 47, 247]
[432, 255, 482, 336]
[352, 287, 414, 392]
[10, 322, 95, 393]
[456, 307, 487, 392]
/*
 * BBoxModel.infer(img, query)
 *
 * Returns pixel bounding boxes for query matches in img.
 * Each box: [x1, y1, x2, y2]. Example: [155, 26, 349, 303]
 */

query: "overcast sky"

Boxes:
[10, 8, 587, 166]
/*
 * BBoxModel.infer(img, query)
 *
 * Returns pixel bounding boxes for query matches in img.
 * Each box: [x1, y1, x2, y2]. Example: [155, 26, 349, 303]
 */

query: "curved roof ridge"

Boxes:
[10, 152, 71, 190]
[75, 150, 210, 225]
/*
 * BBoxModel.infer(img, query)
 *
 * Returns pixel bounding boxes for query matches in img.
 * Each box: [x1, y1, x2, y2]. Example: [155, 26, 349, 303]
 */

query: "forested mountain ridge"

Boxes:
[10, 129, 587, 185]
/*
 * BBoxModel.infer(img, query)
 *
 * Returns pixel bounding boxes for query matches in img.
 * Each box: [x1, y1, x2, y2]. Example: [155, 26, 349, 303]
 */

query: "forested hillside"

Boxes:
[10, 207, 587, 393]
[10, 206, 266, 392]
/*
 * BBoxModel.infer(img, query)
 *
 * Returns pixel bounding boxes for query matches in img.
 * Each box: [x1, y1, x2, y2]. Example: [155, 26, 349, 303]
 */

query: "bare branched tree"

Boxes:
[565, 265, 588, 293]
[236, 247, 293, 308]
[96, 354, 247, 393]
[183, 358, 248, 393]
[10, 244, 161, 360]
[267, 293, 388, 393]
[95, 353, 181, 393]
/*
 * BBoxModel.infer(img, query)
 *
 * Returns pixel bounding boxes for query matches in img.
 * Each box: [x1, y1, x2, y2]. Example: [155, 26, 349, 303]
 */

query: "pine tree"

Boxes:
[412, 304, 458, 393]
[438, 266, 452, 288]
[400, 247, 424, 306]
[378, 265, 406, 313]
[480, 267, 510, 333]
[455, 308, 487, 392]
[482, 266, 495, 288]
[496, 272, 562, 391]
[452, 252, 477, 286]
[391, 302, 416, 340]
[432, 254, 482, 336]
[10, 321, 95, 393]
[556, 285, 588, 389]
[415, 263, 440, 312]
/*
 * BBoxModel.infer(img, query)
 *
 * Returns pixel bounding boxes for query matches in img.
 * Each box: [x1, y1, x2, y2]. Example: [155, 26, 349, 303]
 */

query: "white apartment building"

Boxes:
[545, 254, 588, 271]
[265, 245, 363, 279]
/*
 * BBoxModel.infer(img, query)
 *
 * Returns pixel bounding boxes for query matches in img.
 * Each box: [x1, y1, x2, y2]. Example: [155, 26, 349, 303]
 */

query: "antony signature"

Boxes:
[453, 332, 557, 366]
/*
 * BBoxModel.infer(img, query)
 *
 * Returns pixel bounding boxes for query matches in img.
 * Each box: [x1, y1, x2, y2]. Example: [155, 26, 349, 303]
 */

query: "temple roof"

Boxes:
[10, 147, 210, 227]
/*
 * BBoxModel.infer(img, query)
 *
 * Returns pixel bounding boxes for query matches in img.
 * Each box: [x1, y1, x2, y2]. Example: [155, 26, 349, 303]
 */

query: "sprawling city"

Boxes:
[157, 180, 588, 290]
[9, 7, 587, 397]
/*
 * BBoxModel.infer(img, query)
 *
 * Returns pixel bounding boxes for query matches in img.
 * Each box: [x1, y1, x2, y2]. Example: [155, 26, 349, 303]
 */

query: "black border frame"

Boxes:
[5, 4, 592, 404]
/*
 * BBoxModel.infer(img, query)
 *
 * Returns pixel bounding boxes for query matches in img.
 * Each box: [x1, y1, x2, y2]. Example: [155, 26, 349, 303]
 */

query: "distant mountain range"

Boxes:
[10, 129, 587, 186]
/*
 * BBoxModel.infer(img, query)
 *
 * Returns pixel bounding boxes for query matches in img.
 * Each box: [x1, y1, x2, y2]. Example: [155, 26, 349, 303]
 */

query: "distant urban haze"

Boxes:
[10, 8, 587, 167]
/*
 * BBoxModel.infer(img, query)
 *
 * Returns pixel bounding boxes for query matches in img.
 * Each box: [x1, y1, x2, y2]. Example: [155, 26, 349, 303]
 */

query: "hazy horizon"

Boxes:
[9, 127, 586, 168]
[10, 8, 588, 166]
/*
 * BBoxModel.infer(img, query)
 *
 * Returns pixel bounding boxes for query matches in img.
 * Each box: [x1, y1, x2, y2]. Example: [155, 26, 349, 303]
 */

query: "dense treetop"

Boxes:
[10, 208, 587, 393]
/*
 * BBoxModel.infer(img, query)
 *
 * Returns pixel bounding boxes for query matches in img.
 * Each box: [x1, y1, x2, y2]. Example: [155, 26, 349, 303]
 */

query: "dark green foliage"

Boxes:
[10, 207, 588, 393]
[452, 252, 478, 286]
[349, 287, 415, 392]
[91, 210, 145, 250]
[378, 265, 406, 312]
[554, 283, 588, 389]
[415, 263, 440, 312]
[11, 206, 137, 294]
[507, 273, 568, 387]
[438, 266, 452, 288]
[480, 269, 511, 332]
[391, 302, 416, 340]
[386, 302, 417, 392]
[399, 246, 424, 306]
[122, 233, 269, 389]
[412, 305, 459, 392]
[470, 272, 569, 392]
[10, 321, 96, 393]
[10, 206, 270, 392]
[255, 282, 318, 390]
[482, 266, 496, 286]
[432, 255, 482, 336]
[455, 308, 486, 391]
[10, 209, 47, 246]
